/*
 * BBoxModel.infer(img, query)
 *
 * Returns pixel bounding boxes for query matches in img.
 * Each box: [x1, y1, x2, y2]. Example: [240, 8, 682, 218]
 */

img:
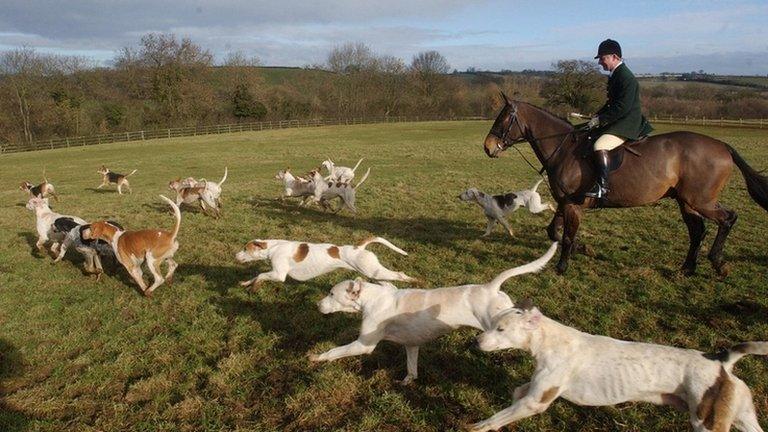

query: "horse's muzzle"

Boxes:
[483, 134, 502, 158]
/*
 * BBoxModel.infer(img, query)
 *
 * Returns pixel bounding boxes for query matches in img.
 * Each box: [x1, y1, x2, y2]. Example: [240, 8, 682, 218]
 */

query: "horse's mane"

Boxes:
[517, 101, 575, 129]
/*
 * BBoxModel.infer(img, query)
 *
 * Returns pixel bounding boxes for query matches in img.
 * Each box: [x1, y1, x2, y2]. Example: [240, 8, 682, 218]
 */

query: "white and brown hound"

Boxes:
[235, 236, 414, 288]
[84, 196, 180, 297]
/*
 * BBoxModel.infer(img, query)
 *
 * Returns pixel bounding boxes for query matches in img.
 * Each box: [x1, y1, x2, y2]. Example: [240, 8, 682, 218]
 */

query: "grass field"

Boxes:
[1, 121, 767, 432]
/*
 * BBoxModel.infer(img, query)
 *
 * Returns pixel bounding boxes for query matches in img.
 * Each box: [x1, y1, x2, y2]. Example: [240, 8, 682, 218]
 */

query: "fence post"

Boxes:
[65, 138, 68, 148]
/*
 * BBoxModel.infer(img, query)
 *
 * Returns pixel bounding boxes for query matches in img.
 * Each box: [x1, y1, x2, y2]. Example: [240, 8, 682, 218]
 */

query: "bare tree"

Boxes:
[0, 47, 58, 144]
[410, 50, 450, 75]
[327, 42, 375, 74]
[409, 50, 451, 113]
[541, 60, 604, 115]
[114, 33, 214, 125]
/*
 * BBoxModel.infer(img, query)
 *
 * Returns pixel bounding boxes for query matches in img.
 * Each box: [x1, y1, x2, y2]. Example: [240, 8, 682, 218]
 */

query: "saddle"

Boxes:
[581, 134, 649, 172]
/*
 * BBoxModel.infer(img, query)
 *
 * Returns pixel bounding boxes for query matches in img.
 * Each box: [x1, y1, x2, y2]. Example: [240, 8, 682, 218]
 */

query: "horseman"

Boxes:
[585, 39, 653, 199]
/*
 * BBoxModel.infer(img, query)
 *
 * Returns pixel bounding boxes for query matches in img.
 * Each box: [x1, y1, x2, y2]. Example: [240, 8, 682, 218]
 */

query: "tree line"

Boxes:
[1, 34, 766, 146]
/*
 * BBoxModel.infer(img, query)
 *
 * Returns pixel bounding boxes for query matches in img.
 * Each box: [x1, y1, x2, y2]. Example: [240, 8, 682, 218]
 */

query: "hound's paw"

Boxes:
[239, 280, 253, 287]
[467, 421, 490, 432]
[398, 375, 416, 386]
[307, 353, 322, 362]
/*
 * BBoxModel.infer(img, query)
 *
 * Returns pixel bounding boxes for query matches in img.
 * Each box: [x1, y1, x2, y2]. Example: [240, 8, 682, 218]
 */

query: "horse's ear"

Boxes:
[500, 91, 512, 106]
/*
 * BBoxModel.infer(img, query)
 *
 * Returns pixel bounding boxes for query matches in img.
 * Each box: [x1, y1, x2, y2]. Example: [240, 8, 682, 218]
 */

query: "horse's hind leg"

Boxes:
[697, 203, 737, 276]
[555, 204, 582, 274]
[678, 201, 707, 276]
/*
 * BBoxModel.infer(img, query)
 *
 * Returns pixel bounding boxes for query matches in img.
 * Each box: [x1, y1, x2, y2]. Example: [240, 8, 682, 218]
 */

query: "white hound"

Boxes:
[26, 196, 86, 255]
[322, 158, 364, 183]
[310, 243, 557, 384]
[470, 302, 768, 432]
[309, 167, 371, 212]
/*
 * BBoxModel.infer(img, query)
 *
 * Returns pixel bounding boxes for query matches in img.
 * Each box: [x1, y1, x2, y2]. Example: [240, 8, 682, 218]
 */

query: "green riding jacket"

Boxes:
[596, 63, 653, 140]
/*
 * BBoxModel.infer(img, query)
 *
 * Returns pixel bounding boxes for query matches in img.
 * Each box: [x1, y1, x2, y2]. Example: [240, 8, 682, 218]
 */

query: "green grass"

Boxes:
[1, 121, 767, 431]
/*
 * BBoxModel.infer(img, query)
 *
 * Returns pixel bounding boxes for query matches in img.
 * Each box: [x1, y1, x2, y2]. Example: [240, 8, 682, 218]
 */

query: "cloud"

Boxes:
[1, 1, 766, 74]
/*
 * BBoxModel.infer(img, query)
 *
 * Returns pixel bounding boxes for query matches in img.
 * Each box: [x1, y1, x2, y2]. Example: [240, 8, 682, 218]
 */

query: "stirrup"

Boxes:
[584, 183, 607, 199]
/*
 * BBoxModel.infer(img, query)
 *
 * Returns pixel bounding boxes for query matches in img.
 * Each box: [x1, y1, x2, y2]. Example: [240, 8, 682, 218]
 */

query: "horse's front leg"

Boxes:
[546, 209, 563, 242]
[556, 204, 582, 274]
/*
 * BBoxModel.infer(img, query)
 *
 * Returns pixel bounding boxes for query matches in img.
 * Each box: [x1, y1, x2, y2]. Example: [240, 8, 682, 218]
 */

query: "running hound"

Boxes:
[470, 301, 768, 432]
[310, 243, 557, 384]
[235, 236, 415, 288]
[459, 179, 554, 237]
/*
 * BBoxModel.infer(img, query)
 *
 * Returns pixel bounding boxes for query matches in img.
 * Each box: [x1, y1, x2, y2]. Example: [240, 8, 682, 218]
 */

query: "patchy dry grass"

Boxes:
[0, 121, 767, 431]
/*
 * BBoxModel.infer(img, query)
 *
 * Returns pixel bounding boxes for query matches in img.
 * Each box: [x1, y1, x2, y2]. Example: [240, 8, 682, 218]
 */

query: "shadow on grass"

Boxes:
[249, 197, 548, 250]
[0, 339, 31, 431]
[84, 187, 118, 194]
[650, 298, 768, 329]
[16, 231, 39, 257]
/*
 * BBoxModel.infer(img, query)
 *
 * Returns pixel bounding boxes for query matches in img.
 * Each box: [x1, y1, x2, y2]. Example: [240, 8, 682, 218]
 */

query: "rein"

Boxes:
[494, 110, 582, 174]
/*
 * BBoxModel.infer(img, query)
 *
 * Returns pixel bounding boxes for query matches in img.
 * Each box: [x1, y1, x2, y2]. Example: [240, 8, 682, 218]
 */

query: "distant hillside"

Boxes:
[253, 66, 335, 85]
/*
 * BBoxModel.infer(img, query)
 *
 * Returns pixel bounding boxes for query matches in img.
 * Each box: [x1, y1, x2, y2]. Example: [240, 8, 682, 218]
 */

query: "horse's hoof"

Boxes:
[715, 263, 730, 277]
[680, 266, 696, 277]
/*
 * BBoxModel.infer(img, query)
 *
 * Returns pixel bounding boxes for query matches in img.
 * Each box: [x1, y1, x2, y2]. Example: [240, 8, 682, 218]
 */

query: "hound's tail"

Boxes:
[357, 236, 408, 256]
[43, 168, 48, 183]
[530, 178, 544, 193]
[126, 169, 138, 177]
[219, 167, 228, 186]
[354, 167, 371, 189]
[485, 242, 558, 291]
[351, 158, 364, 173]
[719, 342, 768, 371]
[159, 195, 181, 241]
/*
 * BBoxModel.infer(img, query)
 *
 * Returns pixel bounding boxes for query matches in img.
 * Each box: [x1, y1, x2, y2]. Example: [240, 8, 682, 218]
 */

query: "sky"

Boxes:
[1, 0, 767, 75]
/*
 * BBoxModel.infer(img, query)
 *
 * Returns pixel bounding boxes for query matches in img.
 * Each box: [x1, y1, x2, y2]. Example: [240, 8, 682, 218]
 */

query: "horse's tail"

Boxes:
[727, 145, 768, 211]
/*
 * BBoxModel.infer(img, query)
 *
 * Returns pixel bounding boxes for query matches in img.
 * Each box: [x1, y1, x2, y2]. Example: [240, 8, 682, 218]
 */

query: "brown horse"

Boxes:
[483, 95, 768, 275]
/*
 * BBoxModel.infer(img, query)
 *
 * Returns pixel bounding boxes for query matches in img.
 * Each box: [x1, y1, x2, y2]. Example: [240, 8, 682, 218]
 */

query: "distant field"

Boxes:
[1, 121, 767, 431]
[255, 66, 334, 86]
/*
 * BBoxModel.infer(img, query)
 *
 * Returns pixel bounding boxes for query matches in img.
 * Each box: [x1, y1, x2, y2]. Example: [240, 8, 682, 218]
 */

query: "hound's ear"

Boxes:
[346, 278, 363, 299]
[523, 307, 542, 330]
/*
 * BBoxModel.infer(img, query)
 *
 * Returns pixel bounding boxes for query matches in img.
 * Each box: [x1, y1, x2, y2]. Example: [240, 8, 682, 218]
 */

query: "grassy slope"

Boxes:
[254, 67, 334, 86]
[0, 121, 766, 431]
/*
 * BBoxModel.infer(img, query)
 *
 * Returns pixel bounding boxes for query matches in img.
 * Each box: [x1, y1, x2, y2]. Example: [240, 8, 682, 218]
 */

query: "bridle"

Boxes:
[491, 105, 584, 174]
[494, 108, 527, 153]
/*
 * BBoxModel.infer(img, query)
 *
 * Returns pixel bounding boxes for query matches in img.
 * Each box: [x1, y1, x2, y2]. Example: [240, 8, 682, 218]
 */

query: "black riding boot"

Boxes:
[585, 150, 610, 199]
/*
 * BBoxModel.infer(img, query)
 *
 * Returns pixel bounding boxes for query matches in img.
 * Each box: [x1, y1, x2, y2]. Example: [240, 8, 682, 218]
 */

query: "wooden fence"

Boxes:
[1, 114, 764, 154]
[0, 116, 485, 154]
[650, 116, 766, 129]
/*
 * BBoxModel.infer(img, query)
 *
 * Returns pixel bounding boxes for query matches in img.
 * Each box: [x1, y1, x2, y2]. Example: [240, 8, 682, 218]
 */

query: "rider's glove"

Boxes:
[587, 116, 600, 129]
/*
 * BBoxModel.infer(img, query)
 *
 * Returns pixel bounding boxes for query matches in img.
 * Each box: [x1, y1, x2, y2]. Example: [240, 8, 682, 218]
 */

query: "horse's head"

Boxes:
[484, 92, 524, 158]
